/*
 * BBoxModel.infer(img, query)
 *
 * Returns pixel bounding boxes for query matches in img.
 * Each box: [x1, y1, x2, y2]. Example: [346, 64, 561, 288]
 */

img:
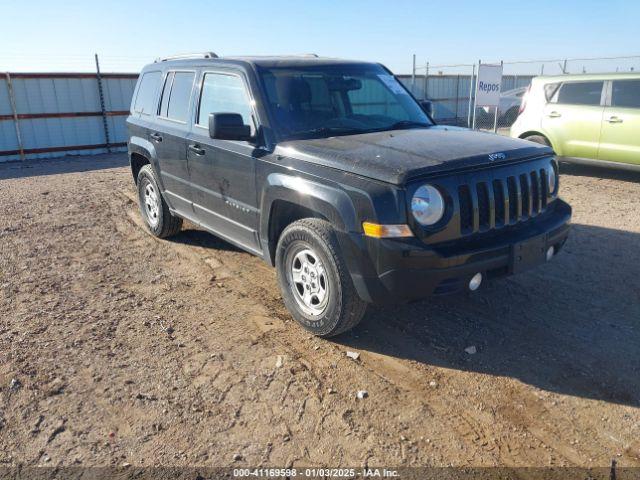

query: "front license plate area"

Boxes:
[511, 234, 547, 274]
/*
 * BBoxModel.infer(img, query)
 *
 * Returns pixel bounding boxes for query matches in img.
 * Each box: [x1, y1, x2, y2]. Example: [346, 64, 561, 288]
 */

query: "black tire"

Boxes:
[275, 218, 367, 337]
[136, 164, 182, 238]
[524, 134, 550, 147]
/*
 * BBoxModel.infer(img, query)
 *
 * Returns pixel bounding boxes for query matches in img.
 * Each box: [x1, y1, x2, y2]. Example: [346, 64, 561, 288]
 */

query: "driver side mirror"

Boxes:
[420, 100, 433, 117]
[209, 113, 252, 141]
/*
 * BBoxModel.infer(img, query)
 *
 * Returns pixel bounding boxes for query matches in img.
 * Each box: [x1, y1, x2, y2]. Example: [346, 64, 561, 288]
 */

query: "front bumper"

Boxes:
[339, 199, 571, 304]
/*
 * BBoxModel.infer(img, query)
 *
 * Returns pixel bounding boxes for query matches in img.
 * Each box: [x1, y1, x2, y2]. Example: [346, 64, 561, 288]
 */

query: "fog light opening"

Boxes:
[469, 273, 483, 291]
[546, 246, 555, 261]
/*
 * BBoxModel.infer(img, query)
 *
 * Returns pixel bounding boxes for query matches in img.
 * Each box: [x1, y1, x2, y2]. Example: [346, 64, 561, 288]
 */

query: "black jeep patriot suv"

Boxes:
[127, 52, 571, 337]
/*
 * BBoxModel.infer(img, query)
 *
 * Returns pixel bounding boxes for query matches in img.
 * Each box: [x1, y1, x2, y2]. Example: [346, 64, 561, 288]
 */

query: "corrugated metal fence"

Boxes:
[0, 72, 138, 162]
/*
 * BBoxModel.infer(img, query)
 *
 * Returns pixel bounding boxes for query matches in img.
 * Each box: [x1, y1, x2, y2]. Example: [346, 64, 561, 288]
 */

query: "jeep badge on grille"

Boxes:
[488, 152, 507, 161]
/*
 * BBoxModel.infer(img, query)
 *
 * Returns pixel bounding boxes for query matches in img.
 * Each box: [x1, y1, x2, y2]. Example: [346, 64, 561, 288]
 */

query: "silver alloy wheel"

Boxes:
[143, 181, 160, 228]
[287, 247, 330, 316]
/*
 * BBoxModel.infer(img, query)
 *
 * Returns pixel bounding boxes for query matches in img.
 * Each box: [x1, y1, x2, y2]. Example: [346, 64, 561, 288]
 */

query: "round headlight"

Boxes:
[411, 185, 445, 226]
[548, 164, 557, 194]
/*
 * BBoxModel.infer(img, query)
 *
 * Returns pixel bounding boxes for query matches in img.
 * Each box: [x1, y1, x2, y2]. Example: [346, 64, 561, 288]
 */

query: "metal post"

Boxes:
[454, 74, 460, 124]
[541, 64, 544, 75]
[562, 59, 568, 74]
[424, 62, 429, 100]
[467, 63, 475, 128]
[493, 60, 503, 133]
[5, 72, 25, 161]
[472, 60, 480, 130]
[411, 54, 416, 94]
[94, 53, 111, 153]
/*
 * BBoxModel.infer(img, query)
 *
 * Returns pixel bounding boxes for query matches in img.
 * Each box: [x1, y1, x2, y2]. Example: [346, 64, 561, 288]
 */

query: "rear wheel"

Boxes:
[275, 218, 367, 337]
[524, 134, 550, 147]
[137, 164, 182, 238]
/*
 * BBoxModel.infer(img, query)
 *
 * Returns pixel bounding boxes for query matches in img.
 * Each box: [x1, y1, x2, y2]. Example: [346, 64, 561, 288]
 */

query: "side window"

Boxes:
[611, 80, 640, 109]
[165, 72, 195, 122]
[197, 73, 253, 128]
[133, 71, 161, 115]
[555, 81, 604, 106]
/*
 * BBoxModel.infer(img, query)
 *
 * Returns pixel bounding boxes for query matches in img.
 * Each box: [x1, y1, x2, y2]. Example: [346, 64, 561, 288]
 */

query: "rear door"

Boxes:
[542, 80, 605, 159]
[598, 79, 640, 165]
[151, 70, 197, 216]
[185, 69, 262, 255]
[129, 70, 162, 153]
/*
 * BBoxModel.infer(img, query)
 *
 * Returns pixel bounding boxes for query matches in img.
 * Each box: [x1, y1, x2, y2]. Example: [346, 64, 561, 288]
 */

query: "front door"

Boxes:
[151, 70, 197, 216]
[598, 79, 640, 165]
[186, 70, 261, 255]
[542, 80, 605, 159]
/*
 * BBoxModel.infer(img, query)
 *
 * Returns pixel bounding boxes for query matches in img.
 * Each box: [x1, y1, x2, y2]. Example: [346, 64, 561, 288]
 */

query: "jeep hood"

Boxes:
[276, 126, 553, 185]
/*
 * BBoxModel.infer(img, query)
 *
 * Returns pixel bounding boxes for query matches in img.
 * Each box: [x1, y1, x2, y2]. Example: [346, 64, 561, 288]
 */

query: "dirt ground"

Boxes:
[0, 154, 639, 469]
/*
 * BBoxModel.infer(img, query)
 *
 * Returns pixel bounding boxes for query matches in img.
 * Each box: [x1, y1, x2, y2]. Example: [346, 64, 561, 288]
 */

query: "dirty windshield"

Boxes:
[257, 64, 433, 140]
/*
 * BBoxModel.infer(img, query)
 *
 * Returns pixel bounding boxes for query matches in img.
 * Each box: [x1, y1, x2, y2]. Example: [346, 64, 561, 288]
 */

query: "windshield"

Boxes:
[257, 64, 433, 140]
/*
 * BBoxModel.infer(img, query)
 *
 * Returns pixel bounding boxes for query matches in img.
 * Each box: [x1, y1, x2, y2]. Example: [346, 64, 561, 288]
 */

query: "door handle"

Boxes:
[607, 116, 623, 123]
[150, 133, 163, 142]
[547, 111, 561, 118]
[188, 144, 205, 156]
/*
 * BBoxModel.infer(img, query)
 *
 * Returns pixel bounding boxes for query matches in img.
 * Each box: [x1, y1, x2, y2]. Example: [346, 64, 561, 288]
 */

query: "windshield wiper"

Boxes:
[287, 121, 431, 139]
[387, 120, 432, 130]
[287, 126, 366, 139]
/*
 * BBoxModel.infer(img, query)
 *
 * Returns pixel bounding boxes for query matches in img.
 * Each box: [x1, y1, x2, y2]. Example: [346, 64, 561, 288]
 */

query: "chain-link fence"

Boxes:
[400, 55, 640, 133]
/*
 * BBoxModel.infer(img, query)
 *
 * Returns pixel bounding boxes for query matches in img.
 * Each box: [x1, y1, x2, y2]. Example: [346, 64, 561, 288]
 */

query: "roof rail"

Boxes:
[155, 52, 218, 63]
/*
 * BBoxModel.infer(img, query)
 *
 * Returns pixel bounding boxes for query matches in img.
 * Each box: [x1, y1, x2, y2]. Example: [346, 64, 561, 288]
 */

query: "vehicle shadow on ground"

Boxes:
[168, 228, 243, 253]
[560, 162, 640, 183]
[336, 223, 640, 408]
[0, 153, 129, 180]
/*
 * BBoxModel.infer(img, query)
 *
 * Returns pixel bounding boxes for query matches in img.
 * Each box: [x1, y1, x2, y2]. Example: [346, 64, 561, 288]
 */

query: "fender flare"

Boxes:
[259, 173, 359, 258]
[128, 136, 166, 190]
[519, 131, 557, 154]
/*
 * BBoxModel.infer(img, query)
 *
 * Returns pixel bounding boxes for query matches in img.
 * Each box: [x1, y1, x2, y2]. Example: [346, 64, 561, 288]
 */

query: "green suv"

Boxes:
[511, 73, 640, 171]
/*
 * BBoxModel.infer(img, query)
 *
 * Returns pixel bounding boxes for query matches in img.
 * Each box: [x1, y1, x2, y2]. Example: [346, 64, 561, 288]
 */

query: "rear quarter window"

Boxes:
[133, 71, 162, 115]
[543, 83, 560, 101]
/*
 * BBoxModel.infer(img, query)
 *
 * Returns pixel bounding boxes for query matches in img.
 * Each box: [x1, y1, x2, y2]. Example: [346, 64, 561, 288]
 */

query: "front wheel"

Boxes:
[275, 219, 367, 337]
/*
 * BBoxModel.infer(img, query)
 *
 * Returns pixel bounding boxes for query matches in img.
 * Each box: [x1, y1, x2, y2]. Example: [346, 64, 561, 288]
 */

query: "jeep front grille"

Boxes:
[458, 167, 549, 235]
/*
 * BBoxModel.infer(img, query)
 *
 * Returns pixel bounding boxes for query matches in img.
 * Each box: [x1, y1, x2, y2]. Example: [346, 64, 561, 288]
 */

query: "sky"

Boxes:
[1, 0, 639, 75]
